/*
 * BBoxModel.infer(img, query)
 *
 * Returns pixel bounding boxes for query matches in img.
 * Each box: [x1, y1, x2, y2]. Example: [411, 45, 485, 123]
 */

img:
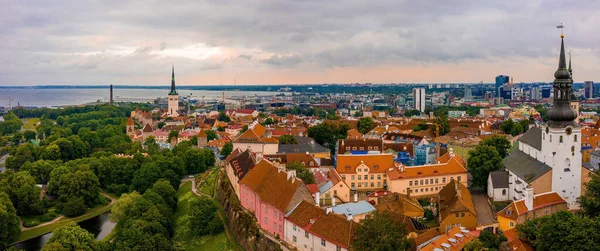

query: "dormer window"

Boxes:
[374, 165, 379, 169]
[310, 161, 314, 166]
[506, 209, 512, 216]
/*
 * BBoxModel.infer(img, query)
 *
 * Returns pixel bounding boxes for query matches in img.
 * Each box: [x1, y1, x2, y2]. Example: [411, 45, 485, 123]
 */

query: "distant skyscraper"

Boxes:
[464, 85, 472, 101]
[585, 81, 594, 99]
[413, 88, 426, 112]
[495, 75, 510, 96]
[530, 86, 542, 100]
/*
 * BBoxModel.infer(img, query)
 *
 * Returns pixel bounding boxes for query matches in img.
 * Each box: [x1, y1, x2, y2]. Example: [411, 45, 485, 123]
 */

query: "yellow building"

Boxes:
[438, 180, 478, 232]
[497, 190, 567, 232]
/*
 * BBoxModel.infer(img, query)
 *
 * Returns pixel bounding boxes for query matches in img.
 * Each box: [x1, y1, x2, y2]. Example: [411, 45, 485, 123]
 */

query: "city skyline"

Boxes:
[2, 1, 600, 86]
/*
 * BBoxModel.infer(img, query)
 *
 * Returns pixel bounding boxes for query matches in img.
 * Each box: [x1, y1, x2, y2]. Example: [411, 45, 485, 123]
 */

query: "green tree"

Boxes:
[241, 125, 248, 133]
[480, 135, 512, 158]
[217, 112, 231, 122]
[168, 130, 179, 142]
[157, 121, 166, 129]
[307, 122, 350, 152]
[261, 117, 274, 126]
[0, 192, 20, 249]
[109, 191, 141, 223]
[278, 135, 298, 144]
[287, 162, 315, 184]
[463, 239, 485, 251]
[20, 160, 57, 184]
[189, 197, 222, 236]
[62, 196, 87, 217]
[578, 172, 600, 218]
[467, 144, 502, 189]
[478, 231, 506, 250]
[353, 212, 411, 251]
[23, 130, 37, 142]
[190, 135, 198, 146]
[518, 119, 530, 133]
[11, 131, 23, 145]
[358, 117, 375, 134]
[43, 221, 99, 251]
[217, 126, 225, 132]
[205, 130, 218, 141]
[144, 136, 159, 154]
[8, 171, 42, 215]
[220, 142, 233, 158]
[511, 123, 524, 136]
[403, 109, 421, 117]
[500, 119, 515, 134]
[57, 170, 101, 207]
[516, 211, 600, 250]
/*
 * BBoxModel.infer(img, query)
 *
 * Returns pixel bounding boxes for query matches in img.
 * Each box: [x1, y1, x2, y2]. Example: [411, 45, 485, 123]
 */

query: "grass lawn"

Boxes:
[15, 194, 114, 243]
[174, 181, 235, 251]
[199, 168, 219, 196]
[21, 118, 40, 130]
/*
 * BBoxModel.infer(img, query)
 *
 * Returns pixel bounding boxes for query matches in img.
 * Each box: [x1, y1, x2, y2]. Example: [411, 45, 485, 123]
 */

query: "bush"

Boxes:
[424, 209, 434, 220]
[107, 183, 129, 196]
[23, 221, 39, 227]
[54, 208, 62, 214]
[63, 197, 87, 217]
[40, 212, 58, 222]
[418, 198, 431, 207]
[208, 215, 224, 235]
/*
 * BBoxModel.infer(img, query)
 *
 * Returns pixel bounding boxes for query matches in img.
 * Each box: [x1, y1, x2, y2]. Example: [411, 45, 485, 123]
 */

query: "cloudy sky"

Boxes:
[1, 0, 599, 86]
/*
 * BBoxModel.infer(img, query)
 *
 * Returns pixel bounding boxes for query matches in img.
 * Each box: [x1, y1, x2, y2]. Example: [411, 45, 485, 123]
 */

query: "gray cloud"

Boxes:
[0, 0, 599, 85]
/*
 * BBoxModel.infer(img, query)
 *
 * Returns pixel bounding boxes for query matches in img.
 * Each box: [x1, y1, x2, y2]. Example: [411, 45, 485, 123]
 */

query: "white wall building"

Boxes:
[413, 88, 426, 112]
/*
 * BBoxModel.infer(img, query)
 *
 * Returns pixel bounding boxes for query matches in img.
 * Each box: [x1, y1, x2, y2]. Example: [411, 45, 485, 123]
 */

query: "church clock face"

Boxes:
[566, 127, 572, 135]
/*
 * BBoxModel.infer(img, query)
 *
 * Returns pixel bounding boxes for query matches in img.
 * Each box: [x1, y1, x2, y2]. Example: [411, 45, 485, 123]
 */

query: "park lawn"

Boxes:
[199, 168, 219, 196]
[21, 118, 40, 130]
[15, 194, 114, 243]
[174, 181, 235, 251]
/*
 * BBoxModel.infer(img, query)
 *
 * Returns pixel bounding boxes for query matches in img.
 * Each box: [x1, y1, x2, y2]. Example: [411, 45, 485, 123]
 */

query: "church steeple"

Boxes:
[546, 34, 578, 128]
[169, 65, 178, 95]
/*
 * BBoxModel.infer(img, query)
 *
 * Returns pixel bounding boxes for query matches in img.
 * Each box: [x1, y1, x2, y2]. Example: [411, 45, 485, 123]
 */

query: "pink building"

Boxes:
[239, 160, 314, 238]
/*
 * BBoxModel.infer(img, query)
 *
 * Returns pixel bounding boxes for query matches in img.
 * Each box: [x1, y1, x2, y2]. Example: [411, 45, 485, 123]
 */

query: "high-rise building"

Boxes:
[584, 81, 594, 99]
[167, 66, 179, 117]
[413, 88, 426, 112]
[464, 85, 472, 101]
[530, 86, 542, 100]
[495, 75, 510, 96]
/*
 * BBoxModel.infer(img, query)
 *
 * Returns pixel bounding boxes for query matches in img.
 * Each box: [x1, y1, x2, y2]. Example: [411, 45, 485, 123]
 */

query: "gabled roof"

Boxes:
[420, 227, 478, 251]
[286, 201, 356, 249]
[387, 155, 467, 180]
[438, 180, 476, 221]
[229, 149, 256, 180]
[332, 201, 376, 216]
[489, 171, 509, 189]
[142, 124, 153, 133]
[374, 192, 424, 218]
[198, 129, 207, 138]
[336, 154, 395, 174]
[347, 129, 363, 139]
[518, 127, 542, 151]
[497, 191, 566, 221]
[127, 117, 135, 126]
[240, 160, 312, 213]
[503, 149, 552, 183]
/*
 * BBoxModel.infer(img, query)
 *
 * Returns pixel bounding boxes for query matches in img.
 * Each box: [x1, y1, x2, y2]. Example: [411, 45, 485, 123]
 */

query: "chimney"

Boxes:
[354, 193, 358, 202]
[346, 213, 353, 221]
[332, 197, 336, 207]
[449, 148, 454, 158]
[326, 207, 333, 214]
[524, 186, 534, 211]
[315, 192, 320, 207]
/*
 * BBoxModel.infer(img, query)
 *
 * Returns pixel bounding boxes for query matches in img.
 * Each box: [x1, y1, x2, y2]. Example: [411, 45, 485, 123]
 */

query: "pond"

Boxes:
[12, 212, 116, 251]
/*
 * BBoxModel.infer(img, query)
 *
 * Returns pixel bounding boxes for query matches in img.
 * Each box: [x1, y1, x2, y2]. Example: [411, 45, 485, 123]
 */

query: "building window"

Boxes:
[351, 182, 355, 188]
[305, 231, 309, 238]
[293, 225, 297, 231]
[265, 217, 268, 224]
[420, 180, 424, 185]
[371, 175, 374, 180]
[274, 211, 277, 217]
[435, 178, 439, 184]
[351, 175, 355, 180]
[274, 222, 277, 229]
[457, 176, 461, 181]
[364, 175, 368, 180]
[377, 175, 381, 180]
[442, 177, 446, 183]
[502, 189, 506, 195]
[409, 181, 413, 186]
[435, 187, 439, 191]
[371, 182, 374, 187]
[575, 135, 578, 142]
[420, 188, 423, 192]
[358, 183, 362, 188]
[293, 236, 297, 243]
[265, 205, 268, 213]
[342, 175, 346, 180]
[461, 212, 465, 217]
[425, 179, 429, 185]
[455, 213, 459, 218]
[510, 222, 515, 227]
[358, 176, 361, 180]
[279, 225, 282, 232]
[377, 182, 381, 187]
[545, 209, 549, 215]
[560, 136, 563, 143]
[430, 178, 433, 184]
[334, 190, 338, 196]
[337, 246, 342, 251]
[321, 239, 326, 247]
[280, 214, 283, 221]
[425, 188, 428, 192]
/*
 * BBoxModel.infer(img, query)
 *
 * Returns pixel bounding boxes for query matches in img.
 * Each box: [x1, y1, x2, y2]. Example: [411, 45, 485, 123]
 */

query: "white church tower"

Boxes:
[167, 65, 179, 117]
[541, 33, 581, 208]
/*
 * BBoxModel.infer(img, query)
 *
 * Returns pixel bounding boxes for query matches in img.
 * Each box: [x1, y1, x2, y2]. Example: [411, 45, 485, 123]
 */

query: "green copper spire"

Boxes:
[169, 65, 178, 95]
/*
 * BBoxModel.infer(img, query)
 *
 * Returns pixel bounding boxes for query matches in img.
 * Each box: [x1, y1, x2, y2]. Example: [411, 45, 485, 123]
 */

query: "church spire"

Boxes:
[546, 34, 578, 128]
[568, 50, 573, 80]
[169, 65, 177, 95]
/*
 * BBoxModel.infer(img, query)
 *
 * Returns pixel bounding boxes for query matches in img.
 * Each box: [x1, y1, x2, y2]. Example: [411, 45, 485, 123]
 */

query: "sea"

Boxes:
[0, 87, 285, 108]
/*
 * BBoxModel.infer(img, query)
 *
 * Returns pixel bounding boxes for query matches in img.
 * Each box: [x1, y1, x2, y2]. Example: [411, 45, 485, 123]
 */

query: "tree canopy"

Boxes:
[357, 117, 375, 134]
[353, 212, 411, 251]
[278, 135, 298, 144]
[287, 162, 316, 184]
[0, 192, 20, 249]
[220, 142, 233, 158]
[307, 122, 350, 153]
[467, 144, 503, 189]
[578, 172, 600, 218]
[480, 135, 512, 158]
[516, 211, 600, 250]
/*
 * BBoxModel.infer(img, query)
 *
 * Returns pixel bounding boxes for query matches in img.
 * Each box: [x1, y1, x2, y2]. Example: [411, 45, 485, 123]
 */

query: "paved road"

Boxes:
[471, 192, 496, 226]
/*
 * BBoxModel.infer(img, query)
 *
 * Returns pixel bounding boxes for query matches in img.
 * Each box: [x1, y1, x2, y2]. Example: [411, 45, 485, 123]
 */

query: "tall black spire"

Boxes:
[546, 35, 578, 128]
[169, 65, 177, 95]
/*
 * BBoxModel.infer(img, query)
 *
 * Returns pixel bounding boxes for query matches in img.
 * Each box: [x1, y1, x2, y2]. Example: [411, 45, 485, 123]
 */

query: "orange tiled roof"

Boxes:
[240, 160, 310, 213]
[336, 154, 395, 174]
[438, 180, 476, 221]
[347, 129, 363, 139]
[387, 155, 467, 180]
[420, 227, 478, 251]
[286, 201, 356, 249]
[497, 192, 566, 221]
[198, 129, 207, 137]
[127, 117, 135, 126]
[252, 123, 267, 136]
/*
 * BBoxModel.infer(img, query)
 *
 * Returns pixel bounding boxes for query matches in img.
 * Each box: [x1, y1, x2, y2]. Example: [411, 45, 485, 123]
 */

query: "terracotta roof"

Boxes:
[497, 192, 566, 221]
[252, 123, 267, 136]
[387, 156, 467, 180]
[413, 228, 441, 247]
[306, 184, 319, 194]
[347, 129, 363, 139]
[229, 150, 256, 180]
[438, 180, 476, 221]
[198, 129, 207, 137]
[225, 148, 242, 163]
[336, 154, 395, 174]
[420, 227, 478, 251]
[127, 117, 135, 126]
[142, 124, 153, 133]
[240, 160, 312, 213]
[286, 201, 356, 249]
[374, 193, 425, 218]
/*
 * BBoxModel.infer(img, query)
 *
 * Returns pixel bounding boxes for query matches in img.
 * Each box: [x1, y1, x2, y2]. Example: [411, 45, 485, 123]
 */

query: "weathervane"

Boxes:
[557, 23, 565, 38]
